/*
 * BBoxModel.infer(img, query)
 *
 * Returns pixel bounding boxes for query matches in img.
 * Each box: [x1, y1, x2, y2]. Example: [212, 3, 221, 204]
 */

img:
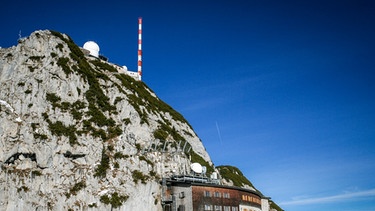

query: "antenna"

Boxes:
[191, 163, 203, 174]
[137, 17, 142, 81]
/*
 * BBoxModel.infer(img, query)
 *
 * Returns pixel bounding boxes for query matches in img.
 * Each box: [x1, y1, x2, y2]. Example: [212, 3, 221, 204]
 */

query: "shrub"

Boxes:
[100, 192, 128, 209]
[46, 93, 61, 105]
[107, 126, 123, 139]
[88, 203, 97, 208]
[31, 170, 42, 176]
[153, 121, 184, 143]
[56, 43, 64, 51]
[28, 66, 36, 72]
[123, 118, 131, 125]
[91, 128, 107, 140]
[132, 170, 148, 184]
[70, 181, 86, 195]
[31, 123, 38, 130]
[17, 186, 29, 192]
[34, 133, 48, 140]
[57, 57, 72, 75]
[114, 152, 128, 159]
[60, 102, 71, 111]
[91, 59, 118, 73]
[48, 120, 77, 145]
[94, 148, 110, 178]
[42, 112, 49, 120]
[135, 143, 141, 151]
[139, 155, 154, 168]
[107, 145, 114, 151]
[114, 97, 123, 105]
[29, 56, 44, 61]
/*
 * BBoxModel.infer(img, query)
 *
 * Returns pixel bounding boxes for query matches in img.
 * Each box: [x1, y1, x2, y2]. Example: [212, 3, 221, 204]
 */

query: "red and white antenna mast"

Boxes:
[138, 17, 142, 81]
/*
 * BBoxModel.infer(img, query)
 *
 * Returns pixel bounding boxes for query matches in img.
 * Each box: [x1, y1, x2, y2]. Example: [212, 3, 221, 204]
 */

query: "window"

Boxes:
[204, 204, 212, 211]
[231, 206, 238, 211]
[223, 206, 230, 211]
[178, 205, 185, 211]
[214, 205, 222, 211]
[214, 191, 221, 198]
[204, 191, 211, 197]
[223, 192, 230, 198]
[179, 192, 185, 199]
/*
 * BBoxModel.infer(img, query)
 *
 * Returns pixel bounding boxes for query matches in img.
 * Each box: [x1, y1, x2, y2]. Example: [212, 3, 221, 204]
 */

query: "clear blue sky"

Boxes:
[2, 0, 375, 210]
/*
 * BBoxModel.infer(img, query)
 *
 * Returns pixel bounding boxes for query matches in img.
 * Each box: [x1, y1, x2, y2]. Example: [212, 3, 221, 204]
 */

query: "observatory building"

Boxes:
[161, 163, 271, 211]
[83, 41, 100, 58]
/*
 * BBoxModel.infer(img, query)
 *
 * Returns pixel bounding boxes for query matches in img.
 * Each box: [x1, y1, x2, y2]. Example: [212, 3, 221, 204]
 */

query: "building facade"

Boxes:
[162, 177, 271, 211]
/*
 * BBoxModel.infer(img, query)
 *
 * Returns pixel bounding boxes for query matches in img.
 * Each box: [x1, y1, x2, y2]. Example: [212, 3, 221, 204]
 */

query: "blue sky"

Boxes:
[2, 0, 375, 210]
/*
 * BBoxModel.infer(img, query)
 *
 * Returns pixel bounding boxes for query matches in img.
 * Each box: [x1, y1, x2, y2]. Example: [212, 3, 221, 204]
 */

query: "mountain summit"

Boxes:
[0, 30, 282, 211]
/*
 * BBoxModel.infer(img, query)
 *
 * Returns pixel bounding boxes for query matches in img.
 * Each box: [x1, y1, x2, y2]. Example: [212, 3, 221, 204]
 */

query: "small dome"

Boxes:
[83, 41, 100, 57]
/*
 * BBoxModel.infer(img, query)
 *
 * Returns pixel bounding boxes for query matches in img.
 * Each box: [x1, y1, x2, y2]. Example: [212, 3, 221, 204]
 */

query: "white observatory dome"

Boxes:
[83, 41, 100, 57]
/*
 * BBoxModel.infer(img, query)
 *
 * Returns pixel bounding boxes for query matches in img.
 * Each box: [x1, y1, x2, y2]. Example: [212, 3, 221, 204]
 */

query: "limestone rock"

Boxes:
[0, 30, 212, 210]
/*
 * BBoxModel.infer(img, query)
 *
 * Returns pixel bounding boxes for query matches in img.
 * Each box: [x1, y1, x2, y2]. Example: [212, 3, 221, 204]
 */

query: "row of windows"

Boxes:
[204, 205, 238, 211]
[204, 191, 230, 198]
[241, 195, 261, 204]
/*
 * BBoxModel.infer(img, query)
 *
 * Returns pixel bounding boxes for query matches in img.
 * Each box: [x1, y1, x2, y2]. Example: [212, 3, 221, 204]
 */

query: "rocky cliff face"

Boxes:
[0, 30, 213, 210]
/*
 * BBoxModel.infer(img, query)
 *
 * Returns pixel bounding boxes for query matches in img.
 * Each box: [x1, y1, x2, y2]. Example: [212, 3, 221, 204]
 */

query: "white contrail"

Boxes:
[215, 121, 223, 145]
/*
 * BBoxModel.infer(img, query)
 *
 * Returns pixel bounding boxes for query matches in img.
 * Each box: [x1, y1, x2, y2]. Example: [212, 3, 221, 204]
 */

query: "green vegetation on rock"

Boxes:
[94, 148, 110, 178]
[132, 170, 149, 184]
[100, 192, 128, 209]
[47, 31, 123, 143]
[217, 165, 254, 188]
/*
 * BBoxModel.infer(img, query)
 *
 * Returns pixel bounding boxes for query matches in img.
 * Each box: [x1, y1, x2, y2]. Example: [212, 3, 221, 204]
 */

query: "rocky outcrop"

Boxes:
[0, 30, 212, 210]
